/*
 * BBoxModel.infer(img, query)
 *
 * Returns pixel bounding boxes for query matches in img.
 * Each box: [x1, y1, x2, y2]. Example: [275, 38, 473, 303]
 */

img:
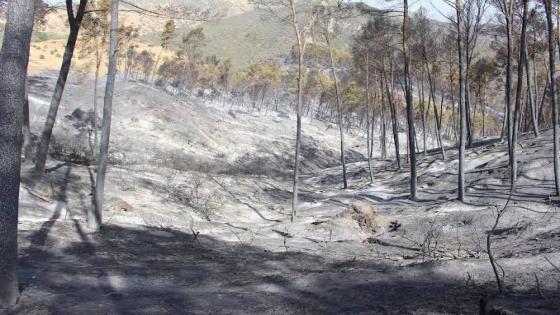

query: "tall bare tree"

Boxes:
[511, 0, 529, 189]
[91, 0, 120, 231]
[464, 0, 488, 146]
[79, 0, 110, 159]
[252, 0, 318, 221]
[403, 0, 417, 199]
[543, 0, 560, 195]
[322, 12, 348, 189]
[352, 25, 374, 182]
[35, 0, 88, 174]
[491, 0, 515, 173]
[443, 0, 468, 201]
[0, 0, 35, 307]
[524, 9, 539, 138]
[22, 2, 52, 163]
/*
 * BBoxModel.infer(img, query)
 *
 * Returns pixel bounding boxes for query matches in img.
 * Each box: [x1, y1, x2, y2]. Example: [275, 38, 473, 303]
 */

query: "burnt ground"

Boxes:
[3, 76, 560, 314]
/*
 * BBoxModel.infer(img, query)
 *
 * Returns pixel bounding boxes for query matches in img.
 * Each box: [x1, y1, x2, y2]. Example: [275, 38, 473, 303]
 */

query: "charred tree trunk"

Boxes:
[418, 72, 427, 154]
[524, 39, 539, 137]
[92, 58, 101, 160]
[544, 0, 560, 196]
[465, 46, 474, 147]
[326, 31, 348, 189]
[511, 0, 529, 190]
[35, 0, 88, 174]
[403, 0, 417, 199]
[505, 5, 514, 173]
[22, 80, 32, 162]
[289, 0, 310, 221]
[450, 62, 458, 142]
[385, 67, 401, 169]
[0, 0, 35, 307]
[91, 0, 119, 231]
[456, 0, 467, 202]
[366, 53, 374, 182]
[380, 75, 387, 160]
[424, 57, 446, 159]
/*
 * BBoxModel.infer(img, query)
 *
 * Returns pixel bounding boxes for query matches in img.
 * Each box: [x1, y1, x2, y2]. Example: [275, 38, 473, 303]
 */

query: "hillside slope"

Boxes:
[8, 73, 560, 314]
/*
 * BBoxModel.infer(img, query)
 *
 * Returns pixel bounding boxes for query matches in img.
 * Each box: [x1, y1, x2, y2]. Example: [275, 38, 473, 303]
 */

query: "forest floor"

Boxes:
[4, 75, 560, 314]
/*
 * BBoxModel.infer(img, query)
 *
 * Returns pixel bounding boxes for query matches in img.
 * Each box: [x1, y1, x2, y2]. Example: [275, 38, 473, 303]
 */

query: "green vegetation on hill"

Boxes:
[141, 9, 292, 69]
[141, 6, 366, 69]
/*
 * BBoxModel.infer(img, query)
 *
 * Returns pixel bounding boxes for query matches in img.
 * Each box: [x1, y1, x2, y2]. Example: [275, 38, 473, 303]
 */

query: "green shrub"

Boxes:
[35, 32, 49, 42]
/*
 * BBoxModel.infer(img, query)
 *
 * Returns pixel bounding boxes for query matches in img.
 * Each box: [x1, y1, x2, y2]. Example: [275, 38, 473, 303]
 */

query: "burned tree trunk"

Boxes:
[0, 0, 35, 307]
[35, 0, 88, 174]
[91, 0, 119, 231]
[403, 0, 417, 199]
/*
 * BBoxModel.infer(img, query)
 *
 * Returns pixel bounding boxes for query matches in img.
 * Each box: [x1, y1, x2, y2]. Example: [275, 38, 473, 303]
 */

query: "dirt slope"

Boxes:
[6, 75, 560, 314]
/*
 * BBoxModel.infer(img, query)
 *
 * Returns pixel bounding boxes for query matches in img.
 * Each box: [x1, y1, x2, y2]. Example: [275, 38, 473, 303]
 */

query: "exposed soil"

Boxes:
[4, 75, 560, 314]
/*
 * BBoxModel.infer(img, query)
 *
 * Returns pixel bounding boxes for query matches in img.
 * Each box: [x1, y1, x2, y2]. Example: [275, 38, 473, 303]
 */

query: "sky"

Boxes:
[352, 0, 457, 21]
[44, 0, 495, 23]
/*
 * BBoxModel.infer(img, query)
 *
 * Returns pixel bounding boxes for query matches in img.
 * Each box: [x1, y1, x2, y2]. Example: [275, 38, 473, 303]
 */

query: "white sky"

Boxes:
[351, 0, 457, 21]
[349, 0, 498, 22]
[44, 0, 496, 23]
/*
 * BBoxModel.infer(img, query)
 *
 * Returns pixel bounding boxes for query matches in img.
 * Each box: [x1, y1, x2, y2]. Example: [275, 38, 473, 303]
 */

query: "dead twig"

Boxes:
[22, 184, 53, 203]
[535, 273, 544, 298]
[544, 256, 560, 274]
[487, 190, 513, 294]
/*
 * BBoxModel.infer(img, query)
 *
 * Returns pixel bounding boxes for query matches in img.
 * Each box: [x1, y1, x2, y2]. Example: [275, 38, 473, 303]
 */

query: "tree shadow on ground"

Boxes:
[10, 222, 560, 314]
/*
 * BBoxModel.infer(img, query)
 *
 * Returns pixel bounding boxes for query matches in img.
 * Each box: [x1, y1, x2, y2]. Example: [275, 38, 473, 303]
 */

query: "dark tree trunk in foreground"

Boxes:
[456, 0, 467, 202]
[35, 0, 88, 174]
[544, 0, 560, 196]
[92, 0, 119, 231]
[0, 0, 35, 307]
[403, 0, 417, 199]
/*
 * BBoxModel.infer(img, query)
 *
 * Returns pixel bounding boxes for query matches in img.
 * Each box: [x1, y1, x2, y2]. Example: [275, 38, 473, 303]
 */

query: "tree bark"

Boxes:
[22, 80, 32, 162]
[290, 0, 304, 221]
[365, 52, 374, 182]
[380, 74, 387, 160]
[385, 67, 401, 169]
[511, 0, 529, 190]
[482, 101, 486, 137]
[92, 59, 101, 160]
[424, 57, 446, 159]
[524, 32, 539, 138]
[326, 31, 348, 189]
[456, 0, 467, 202]
[505, 3, 514, 174]
[465, 46, 474, 147]
[544, 0, 560, 196]
[449, 60, 458, 142]
[91, 0, 119, 231]
[0, 0, 35, 307]
[403, 0, 417, 199]
[35, 0, 88, 174]
[418, 72, 427, 154]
